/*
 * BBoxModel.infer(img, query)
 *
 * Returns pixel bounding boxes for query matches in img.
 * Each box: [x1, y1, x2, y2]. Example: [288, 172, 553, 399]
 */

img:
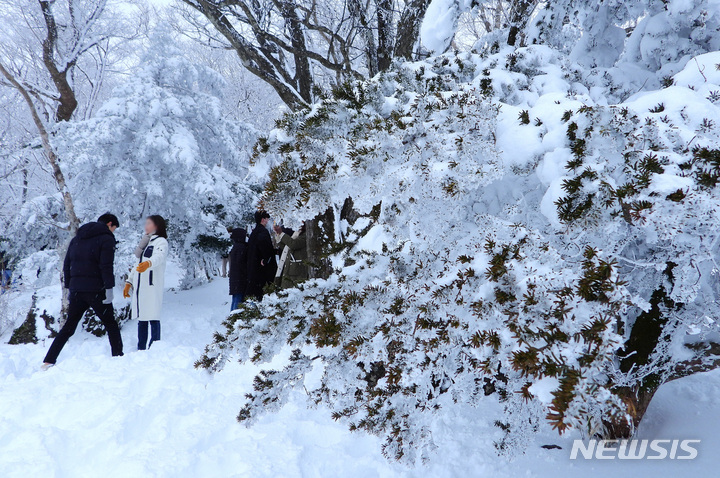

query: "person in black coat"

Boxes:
[0, 250, 11, 292]
[228, 227, 248, 310]
[42, 213, 124, 368]
[245, 211, 277, 301]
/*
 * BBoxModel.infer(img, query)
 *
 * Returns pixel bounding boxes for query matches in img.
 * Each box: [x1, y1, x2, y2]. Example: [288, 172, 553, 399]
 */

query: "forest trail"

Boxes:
[1, 278, 719, 478]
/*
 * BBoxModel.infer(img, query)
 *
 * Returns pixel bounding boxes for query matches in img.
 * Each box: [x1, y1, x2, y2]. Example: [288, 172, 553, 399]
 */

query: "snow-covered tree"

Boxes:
[197, 41, 720, 462]
[0, 0, 150, 324]
[0, 0, 123, 239]
[47, 31, 259, 285]
[171, 29, 284, 129]
[423, 0, 720, 77]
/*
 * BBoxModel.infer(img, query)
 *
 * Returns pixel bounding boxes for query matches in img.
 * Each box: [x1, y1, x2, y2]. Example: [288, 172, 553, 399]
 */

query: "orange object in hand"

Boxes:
[136, 261, 152, 273]
[123, 283, 132, 298]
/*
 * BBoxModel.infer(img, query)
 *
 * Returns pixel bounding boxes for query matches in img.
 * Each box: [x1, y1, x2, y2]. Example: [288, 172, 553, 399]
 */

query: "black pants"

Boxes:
[137, 320, 161, 350]
[246, 282, 265, 301]
[44, 291, 124, 364]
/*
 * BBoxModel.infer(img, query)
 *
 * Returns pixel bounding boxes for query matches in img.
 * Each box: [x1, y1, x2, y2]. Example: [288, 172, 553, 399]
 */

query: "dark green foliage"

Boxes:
[201, 203, 227, 222]
[699, 118, 715, 133]
[556, 172, 596, 224]
[637, 152, 664, 176]
[666, 189, 686, 202]
[693, 147, 720, 188]
[569, 138, 586, 161]
[546, 371, 581, 432]
[81, 308, 107, 338]
[303, 104, 333, 130]
[332, 81, 370, 110]
[196, 304, 264, 370]
[11, 302, 129, 341]
[252, 136, 270, 161]
[553, 107, 694, 225]
[481, 238, 626, 434]
[192, 234, 232, 254]
[81, 304, 131, 337]
[309, 314, 342, 347]
[484, 240, 522, 281]
[8, 296, 38, 344]
[648, 103, 665, 113]
[576, 247, 620, 303]
[564, 121, 587, 167]
[480, 76, 493, 96]
[555, 193, 592, 224]
[518, 109, 530, 125]
[207, 52, 715, 458]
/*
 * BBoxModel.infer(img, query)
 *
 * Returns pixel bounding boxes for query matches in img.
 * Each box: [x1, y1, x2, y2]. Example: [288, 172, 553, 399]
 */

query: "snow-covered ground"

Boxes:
[1, 276, 719, 477]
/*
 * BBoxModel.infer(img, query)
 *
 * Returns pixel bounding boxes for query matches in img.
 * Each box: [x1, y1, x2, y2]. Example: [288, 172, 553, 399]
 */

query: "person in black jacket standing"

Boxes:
[245, 211, 277, 301]
[42, 213, 124, 368]
[228, 227, 248, 310]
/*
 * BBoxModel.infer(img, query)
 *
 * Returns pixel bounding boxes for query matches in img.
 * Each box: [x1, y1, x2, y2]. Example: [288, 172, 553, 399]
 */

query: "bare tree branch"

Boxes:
[181, 0, 432, 110]
[0, 61, 79, 233]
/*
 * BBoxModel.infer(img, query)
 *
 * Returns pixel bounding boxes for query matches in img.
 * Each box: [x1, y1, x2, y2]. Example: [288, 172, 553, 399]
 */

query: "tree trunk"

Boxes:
[348, 0, 379, 76]
[376, 0, 393, 72]
[39, 0, 79, 122]
[340, 197, 359, 227]
[394, 0, 432, 60]
[0, 63, 79, 233]
[0, 62, 80, 318]
[506, 0, 537, 46]
[22, 160, 29, 203]
[606, 262, 676, 438]
[279, 0, 313, 104]
[306, 207, 335, 280]
[304, 198, 368, 280]
[604, 384, 657, 438]
[184, 0, 309, 110]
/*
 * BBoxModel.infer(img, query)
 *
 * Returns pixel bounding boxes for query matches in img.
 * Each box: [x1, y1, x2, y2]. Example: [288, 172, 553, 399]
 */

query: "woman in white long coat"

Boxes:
[123, 215, 169, 350]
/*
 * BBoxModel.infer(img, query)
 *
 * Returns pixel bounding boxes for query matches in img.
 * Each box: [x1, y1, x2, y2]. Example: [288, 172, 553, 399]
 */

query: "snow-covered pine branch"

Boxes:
[199, 43, 720, 461]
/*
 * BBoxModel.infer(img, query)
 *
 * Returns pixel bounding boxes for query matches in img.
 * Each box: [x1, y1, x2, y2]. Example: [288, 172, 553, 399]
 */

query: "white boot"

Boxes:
[41, 363, 54, 371]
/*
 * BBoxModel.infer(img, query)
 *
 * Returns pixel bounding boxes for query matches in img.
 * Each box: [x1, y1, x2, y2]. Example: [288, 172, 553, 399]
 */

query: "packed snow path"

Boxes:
[1, 279, 719, 477]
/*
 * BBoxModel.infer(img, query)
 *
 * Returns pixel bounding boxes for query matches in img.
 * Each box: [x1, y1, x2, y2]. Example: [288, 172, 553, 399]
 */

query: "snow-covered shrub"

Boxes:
[0, 250, 63, 341]
[196, 46, 720, 461]
[619, 0, 720, 75]
[7, 295, 39, 345]
[523, 0, 720, 75]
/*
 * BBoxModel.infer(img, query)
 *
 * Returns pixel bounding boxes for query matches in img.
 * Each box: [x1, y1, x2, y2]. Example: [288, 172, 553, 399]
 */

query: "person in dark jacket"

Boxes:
[228, 227, 248, 310]
[0, 251, 11, 292]
[42, 214, 124, 369]
[245, 211, 277, 301]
